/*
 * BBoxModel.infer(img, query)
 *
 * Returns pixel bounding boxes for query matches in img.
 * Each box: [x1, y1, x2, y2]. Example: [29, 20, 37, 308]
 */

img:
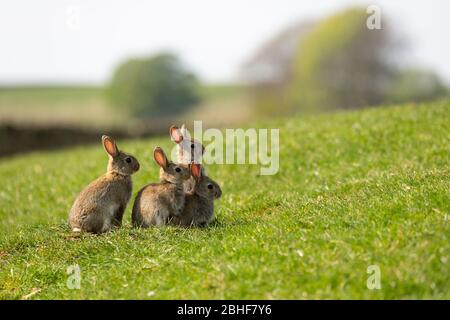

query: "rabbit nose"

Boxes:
[135, 163, 140, 171]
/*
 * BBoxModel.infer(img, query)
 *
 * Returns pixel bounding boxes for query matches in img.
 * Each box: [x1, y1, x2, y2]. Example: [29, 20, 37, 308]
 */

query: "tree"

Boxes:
[286, 8, 398, 112]
[109, 54, 200, 117]
[243, 7, 416, 115]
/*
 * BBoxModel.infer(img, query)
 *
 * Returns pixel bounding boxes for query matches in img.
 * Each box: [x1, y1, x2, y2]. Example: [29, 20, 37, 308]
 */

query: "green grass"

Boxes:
[0, 101, 449, 299]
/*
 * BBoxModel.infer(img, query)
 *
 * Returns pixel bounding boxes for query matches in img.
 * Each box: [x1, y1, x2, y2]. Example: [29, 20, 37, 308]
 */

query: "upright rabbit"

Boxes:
[169, 124, 205, 165]
[69, 135, 140, 234]
[171, 164, 222, 228]
[132, 147, 190, 227]
[170, 124, 206, 193]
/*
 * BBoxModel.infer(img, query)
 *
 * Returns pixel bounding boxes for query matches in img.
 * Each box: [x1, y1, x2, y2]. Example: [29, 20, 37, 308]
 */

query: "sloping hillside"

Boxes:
[0, 101, 448, 299]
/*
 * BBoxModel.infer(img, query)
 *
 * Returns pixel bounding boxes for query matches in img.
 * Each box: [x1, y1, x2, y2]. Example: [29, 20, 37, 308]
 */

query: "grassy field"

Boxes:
[0, 86, 119, 128]
[0, 85, 251, 130]
[0, 101, 448, 299]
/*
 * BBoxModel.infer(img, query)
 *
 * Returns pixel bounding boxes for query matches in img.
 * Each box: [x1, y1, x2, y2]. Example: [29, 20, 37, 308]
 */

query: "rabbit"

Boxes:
[69, 135, 140, 234]
[170, 124, 206, 193]
[171, 164, 222, 228]
[132, 147, 191, 227]
[169, 124, 205, 165]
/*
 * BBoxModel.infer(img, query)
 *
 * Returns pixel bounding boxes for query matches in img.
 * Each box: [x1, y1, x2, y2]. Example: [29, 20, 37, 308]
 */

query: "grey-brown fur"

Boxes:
[132, 147, 190, 227]
[171, 164, 222, 228]
[169, 124, 206, 193]
[69, 135, 140, 234]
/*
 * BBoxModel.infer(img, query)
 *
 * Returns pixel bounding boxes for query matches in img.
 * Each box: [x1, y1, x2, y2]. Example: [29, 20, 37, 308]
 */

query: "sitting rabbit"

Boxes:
[171, 164, 222, 228]
[69, 135, 140, 234]
[169, 124, 206, 193]
[132, 147, 190, 227]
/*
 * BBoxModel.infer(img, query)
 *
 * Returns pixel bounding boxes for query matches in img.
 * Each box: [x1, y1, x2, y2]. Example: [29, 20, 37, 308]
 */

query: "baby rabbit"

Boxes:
[132, 147, 190, 227]
[170, 124, 206, 193]
[169, 124, 205, 165]
[171, 164, 222, 228]
[69, 135, 140, 234]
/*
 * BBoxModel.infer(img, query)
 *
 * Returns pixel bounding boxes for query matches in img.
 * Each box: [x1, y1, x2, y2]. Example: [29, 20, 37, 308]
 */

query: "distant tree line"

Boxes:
[242, 7, 448, 115]
[108, 7, 448, 119]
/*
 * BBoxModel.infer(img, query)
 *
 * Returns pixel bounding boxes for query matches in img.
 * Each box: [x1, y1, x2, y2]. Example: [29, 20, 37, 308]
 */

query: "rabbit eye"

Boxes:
[125, 157, 132, 163]
[191, 143, 195, 149]
[175, 167, 181, 173]
[207, 184, 213, 190]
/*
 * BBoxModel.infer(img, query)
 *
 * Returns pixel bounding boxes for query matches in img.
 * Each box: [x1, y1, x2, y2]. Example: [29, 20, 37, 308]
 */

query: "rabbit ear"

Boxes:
[169, 125, 183, 143]
[102, 135, 118, 157]
[154, 147, 168, 169]
[190, 163, 202, 180]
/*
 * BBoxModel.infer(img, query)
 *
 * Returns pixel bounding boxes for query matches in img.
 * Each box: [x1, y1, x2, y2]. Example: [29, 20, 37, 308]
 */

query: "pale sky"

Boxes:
[0, 0, 449, 85]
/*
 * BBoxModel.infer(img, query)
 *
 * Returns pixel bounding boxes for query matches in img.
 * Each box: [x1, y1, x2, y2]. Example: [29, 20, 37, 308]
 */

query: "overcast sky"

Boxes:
[0, 0, 449, 85]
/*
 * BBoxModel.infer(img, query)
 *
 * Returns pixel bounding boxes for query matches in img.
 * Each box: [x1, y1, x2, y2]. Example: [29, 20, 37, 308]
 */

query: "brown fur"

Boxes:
[132, 147, 190, 227]
[171, 164, 222, 228]
[68, 135, 139, 234]
[169, 124, 206, 193]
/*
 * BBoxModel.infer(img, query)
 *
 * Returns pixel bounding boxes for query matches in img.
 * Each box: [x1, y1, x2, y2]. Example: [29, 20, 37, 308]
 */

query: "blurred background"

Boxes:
[0, 0, 448, 156]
